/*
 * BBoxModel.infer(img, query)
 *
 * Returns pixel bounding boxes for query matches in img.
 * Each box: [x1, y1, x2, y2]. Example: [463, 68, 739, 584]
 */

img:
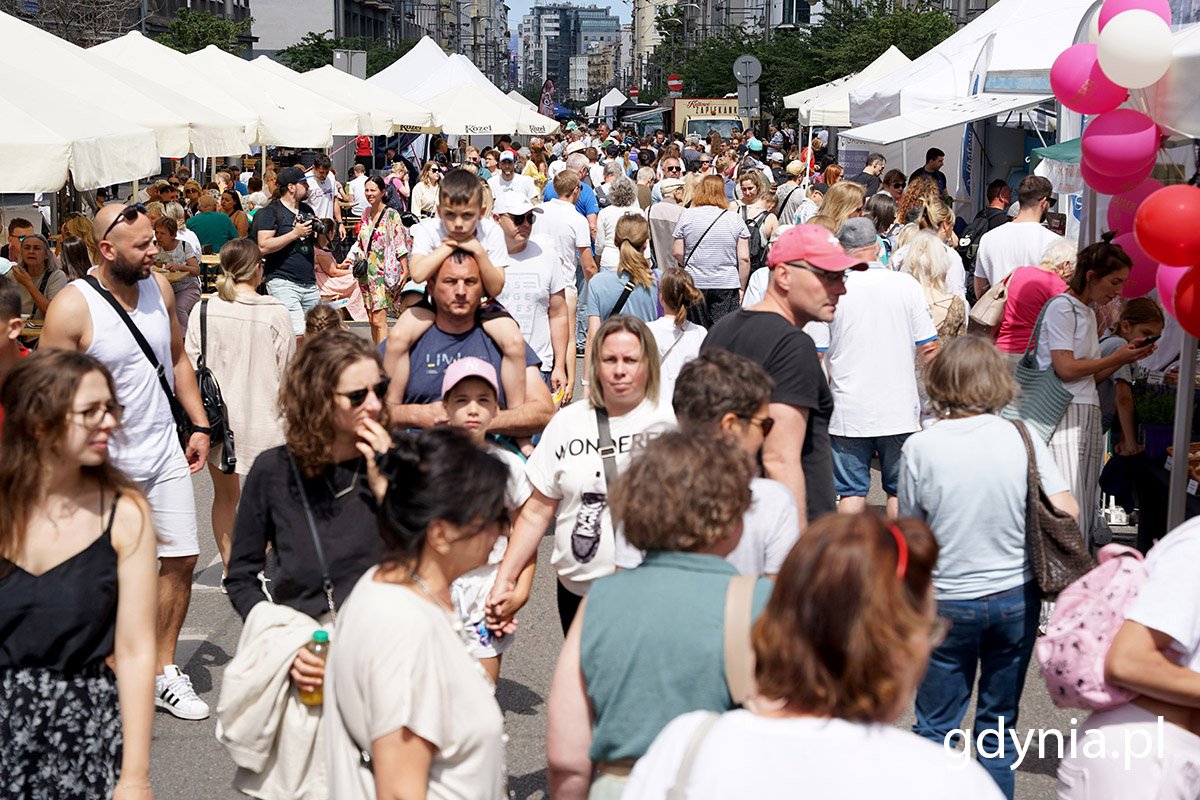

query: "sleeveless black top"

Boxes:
[0, 493, 120, 673]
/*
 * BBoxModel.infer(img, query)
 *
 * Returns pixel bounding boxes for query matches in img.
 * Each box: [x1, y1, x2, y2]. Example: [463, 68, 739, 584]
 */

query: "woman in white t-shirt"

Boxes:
[648, 268, 706, 405]
[899, 336, 1078, 798]
[623, 512, 1005, 800]
[1057, 517, 1200, 799]
[487, 316, 676, 634]
[1035, 237, 1155, 547]
[325, 428, 511, 800]
[595, 176, 643, 270]
[152, 217, 201, 329]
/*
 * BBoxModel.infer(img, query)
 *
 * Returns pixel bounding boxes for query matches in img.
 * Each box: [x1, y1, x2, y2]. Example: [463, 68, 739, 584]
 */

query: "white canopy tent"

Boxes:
[849, 0, 1095, 126]
[378, 36, 451, 81]
[583, 88, 628, 120]
[0, 12, 248, 159]
[251, 57, 436, 135]
[418, 84, 558, 136]
[0, 62, 159, 192]
[1143, 21, 1200, 138]
[508, 90, 538, 111]
[184, 45, 360, 146]
[91, 32, 331, 148]
[784, 45, 911, 128]
[840, 93, 1052, 145]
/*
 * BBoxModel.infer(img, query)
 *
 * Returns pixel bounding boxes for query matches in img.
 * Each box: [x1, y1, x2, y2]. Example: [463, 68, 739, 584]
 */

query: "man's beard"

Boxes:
[110, 251, 151, 285]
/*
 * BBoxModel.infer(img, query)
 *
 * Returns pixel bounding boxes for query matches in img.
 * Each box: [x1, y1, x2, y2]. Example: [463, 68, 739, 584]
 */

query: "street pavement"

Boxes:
[152, 459, 1090, 800]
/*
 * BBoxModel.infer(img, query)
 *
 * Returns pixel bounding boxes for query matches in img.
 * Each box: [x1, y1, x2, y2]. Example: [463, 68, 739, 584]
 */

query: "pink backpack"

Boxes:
[1036, 543, 1147, 710]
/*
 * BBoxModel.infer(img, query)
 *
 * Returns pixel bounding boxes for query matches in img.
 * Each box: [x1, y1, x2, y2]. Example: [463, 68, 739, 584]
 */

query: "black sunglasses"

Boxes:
[506, 212, 536, 225]
[664, 165, 682, 172]
[338, 377, 390, 407]
[738, 414, 775, 437]
[102, 204, 147, 240]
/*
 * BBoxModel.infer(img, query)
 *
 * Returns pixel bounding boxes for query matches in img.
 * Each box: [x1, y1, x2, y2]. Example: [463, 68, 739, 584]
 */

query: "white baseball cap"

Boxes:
[493, 193, 544, 217]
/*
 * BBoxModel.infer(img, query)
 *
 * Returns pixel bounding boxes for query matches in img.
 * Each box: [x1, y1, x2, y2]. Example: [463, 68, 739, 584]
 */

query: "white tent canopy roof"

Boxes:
[418, 84, 558, 135]
[0, 13, 248, 158]
[584, 88, 629, 118]
[508, 90, 538, 111]
[0, 61, 159, 192]
[849, 0, 1095, 125]
[1143, 21, 1200, 138]
[841, 92, 1052, 145]
[379, 36, 450, 81]
[784, 45, 911, 127]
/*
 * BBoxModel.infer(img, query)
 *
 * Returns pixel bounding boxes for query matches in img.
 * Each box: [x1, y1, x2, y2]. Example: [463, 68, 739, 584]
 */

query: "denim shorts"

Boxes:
[830, 433, 911, 497]
[266, 278, 320, 335]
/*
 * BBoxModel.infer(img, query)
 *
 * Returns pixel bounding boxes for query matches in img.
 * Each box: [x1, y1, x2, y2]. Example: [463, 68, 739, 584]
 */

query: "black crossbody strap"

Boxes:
[609, 279, 637, 318]
[199, 298, 210, 370]
[83, 275, 186, 424]
[285, 449, 338, 622]
[595, 407, 619, 490]
[646, 210, 657, 270]
[684, 210, 726, 269]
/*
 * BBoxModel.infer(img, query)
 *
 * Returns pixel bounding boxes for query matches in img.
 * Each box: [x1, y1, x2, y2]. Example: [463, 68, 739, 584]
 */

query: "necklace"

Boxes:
[409, 571, 454, 613]
[326, 459, 361, 499]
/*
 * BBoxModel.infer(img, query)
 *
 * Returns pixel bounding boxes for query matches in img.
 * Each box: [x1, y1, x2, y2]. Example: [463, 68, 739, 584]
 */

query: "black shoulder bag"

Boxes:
[684, 210, 727, 269]
[197, 299, 237, 474]
[82, 275, 202, 452]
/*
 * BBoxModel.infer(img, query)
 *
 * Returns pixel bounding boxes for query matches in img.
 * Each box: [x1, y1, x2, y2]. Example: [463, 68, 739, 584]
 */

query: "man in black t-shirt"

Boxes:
[252, 166, 319, 337]
[702, 224, 867, 530]
[847, 152, 887, 196]
[909, 147, 948, 195]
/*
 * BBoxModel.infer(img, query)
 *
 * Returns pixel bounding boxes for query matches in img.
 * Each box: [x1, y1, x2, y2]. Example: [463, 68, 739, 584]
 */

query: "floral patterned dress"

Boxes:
[347, 206, 408, 315]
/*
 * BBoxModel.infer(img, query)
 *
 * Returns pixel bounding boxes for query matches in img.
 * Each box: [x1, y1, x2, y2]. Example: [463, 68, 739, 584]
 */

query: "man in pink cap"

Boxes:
[701, 224, 867, 531]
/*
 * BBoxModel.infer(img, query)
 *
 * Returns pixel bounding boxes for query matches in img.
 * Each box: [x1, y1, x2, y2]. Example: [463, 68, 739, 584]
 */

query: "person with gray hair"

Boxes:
[635, 166, 656, 210]
[9, 231, 66, 319]
[595, 159, 626, 208]
[596, 176, 642, 270]
[805, 217, 940, 517]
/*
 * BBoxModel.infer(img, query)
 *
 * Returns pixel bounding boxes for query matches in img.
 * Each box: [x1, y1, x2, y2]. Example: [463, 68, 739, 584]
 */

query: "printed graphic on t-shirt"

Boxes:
[553, 430, 664, 460]
[572, 486, 606, 563]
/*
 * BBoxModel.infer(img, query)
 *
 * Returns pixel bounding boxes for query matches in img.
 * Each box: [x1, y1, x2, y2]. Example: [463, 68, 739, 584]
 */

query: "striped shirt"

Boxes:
[672, 206, 749, 290]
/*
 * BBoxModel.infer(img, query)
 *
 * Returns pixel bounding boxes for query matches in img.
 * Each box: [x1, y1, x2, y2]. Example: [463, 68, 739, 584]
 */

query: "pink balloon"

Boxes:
[1156, 264, 1191, 317]
[1099, 0, 1171, 30]
[1051, 44, 1129, 114]
[1081, 109, 1160, 176]
[1081, 156, 1155, 195]
[1107, 177, 1164, 233]
[1116, 231, 1159, 297]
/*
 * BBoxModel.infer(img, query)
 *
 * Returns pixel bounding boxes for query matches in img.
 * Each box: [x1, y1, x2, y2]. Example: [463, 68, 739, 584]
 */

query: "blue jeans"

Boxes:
[913, 582, 1039, 800]
[830, 433, 910, 496]
[266, 277, 320, 336]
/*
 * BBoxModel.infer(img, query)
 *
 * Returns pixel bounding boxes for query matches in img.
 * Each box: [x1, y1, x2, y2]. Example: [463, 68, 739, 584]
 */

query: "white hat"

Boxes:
[498, 150, 516, 162]
[566, 140, 588, 156]
[493, 193, 544, 217]
[659, 177, 685, 194]
[768, 152, 784, 162]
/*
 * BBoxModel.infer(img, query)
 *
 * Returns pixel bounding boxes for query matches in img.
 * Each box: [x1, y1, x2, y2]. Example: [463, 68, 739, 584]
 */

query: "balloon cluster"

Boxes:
[1050, 0, 1200, 335]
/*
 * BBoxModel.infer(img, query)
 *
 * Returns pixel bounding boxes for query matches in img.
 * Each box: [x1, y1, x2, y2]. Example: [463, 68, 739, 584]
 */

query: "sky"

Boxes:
[505, 0, 632, 33]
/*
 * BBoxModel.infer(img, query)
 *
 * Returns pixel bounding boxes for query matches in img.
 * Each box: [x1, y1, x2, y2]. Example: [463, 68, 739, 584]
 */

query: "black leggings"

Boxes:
[686, 288, 741, 328]
[557, 580, 584, 635]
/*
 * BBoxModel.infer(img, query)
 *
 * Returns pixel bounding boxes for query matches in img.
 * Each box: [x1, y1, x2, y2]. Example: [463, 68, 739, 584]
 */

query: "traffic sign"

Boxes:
[667, 74, 684, 92]
[737, 83, 761, 118]
[733, 54, 762, 84]
[629, 85, 640, 99]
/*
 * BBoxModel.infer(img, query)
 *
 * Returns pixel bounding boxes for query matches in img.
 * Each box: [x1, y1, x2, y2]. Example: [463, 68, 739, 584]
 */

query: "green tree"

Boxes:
[155, 8, 253, 54]
[276, 31, 416, 77]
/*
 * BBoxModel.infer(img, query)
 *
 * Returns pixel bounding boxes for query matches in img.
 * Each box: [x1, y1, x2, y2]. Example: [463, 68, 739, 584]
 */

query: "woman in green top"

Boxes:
[546, 430, 773, 800]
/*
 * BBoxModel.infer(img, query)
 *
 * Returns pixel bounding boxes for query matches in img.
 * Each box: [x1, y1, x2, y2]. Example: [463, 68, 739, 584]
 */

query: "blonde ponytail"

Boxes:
[216, 238, 262, 303]
[614, 214, 654, 289]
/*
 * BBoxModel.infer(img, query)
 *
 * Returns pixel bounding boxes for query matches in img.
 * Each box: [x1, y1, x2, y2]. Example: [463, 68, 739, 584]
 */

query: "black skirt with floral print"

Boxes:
[0, 662, 122, 799]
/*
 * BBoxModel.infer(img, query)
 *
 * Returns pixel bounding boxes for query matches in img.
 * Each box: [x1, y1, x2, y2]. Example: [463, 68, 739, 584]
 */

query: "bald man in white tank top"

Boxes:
[41, 203, 215, 722]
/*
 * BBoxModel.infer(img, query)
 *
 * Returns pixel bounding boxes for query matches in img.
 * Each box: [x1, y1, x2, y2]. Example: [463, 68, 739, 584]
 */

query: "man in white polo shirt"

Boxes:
[807, 218, 939, 517]
[974, 175, 1063, 298]
[492, 193, 570, 401]
[487, 150, 539, 204]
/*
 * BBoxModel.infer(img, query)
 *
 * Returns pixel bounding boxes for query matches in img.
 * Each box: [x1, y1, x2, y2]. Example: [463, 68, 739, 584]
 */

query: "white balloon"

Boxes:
[1087, 10, 1101, 43]
[1097, 9, 1174, 89]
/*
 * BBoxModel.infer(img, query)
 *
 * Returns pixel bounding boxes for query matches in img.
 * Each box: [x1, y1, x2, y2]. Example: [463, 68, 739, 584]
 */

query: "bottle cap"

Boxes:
[312, 630, 329, 643]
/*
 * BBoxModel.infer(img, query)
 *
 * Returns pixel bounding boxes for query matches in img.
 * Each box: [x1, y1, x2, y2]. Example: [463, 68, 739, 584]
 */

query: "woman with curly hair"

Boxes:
[58, 213, 101, 266]
[896, 174, 942, 226]
[546, 430, 774, 800]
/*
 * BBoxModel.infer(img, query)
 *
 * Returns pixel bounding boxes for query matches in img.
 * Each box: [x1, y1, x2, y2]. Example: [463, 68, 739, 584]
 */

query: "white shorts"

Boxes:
[451, 540, 514, 659]
[140, 465, 199, 558]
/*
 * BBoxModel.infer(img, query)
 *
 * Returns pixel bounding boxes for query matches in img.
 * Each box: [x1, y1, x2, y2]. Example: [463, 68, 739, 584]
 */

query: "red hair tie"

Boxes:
[889, 523, 909, 579]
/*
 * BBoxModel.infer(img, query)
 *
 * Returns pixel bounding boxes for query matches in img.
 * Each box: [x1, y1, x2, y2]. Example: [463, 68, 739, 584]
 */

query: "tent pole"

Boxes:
[1167, 334, 1198, 531]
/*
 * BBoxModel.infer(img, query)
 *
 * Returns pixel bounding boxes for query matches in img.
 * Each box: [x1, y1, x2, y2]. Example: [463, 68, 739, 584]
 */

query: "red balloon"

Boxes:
[1171, 265, 1200, 337]
[1115, 231, 1158, 298]
[1156, 264, 1191, 317]
[1107, 177, 1164, 234]
[1134, 184, 1200, 266]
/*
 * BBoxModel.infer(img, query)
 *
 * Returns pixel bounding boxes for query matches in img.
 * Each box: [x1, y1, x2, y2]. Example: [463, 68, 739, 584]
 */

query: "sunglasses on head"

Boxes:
[506, 212, 535, 225]
[338, 377, 390, 407]
[102, 204, 147, 240]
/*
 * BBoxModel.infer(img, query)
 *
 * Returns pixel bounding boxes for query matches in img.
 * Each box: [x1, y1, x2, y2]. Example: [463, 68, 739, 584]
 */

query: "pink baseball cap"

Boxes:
[441, 357, 500, 399]
[766, 224, 870, 272]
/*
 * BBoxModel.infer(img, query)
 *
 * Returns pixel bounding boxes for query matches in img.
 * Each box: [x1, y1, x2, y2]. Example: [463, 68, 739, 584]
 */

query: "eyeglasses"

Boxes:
[70, 401, 124, 427]
[506, 212, 535, 226]
[737, 414, 775, 437]
[791, 263, 848, 285]
[101, 204, 147, 241]
[337, 377, 390, 407]
[890, 182, 906, 190]
[664, 165, 682, 173]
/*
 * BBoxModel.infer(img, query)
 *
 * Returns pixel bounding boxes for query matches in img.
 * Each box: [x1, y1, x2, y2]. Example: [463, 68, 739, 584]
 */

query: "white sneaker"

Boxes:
[155, 665, 210, 720]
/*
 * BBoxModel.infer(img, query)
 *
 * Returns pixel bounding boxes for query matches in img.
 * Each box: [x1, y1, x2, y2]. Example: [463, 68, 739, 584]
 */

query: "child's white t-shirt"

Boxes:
[410, 217, 511, 270]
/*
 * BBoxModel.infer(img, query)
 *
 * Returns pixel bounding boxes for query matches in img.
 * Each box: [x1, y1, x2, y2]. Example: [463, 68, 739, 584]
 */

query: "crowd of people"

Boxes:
[0, 116, 1189, 800]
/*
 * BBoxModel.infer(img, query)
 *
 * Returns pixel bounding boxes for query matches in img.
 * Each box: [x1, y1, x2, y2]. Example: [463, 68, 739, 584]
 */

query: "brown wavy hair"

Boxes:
[610, 430, 752, 552]
[280, 329, 388, 478]
[897, 175, 941, 226]
[753, 513, 938, 722]
[659, 267, 703, 326]
[0, 351, 136, 563]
